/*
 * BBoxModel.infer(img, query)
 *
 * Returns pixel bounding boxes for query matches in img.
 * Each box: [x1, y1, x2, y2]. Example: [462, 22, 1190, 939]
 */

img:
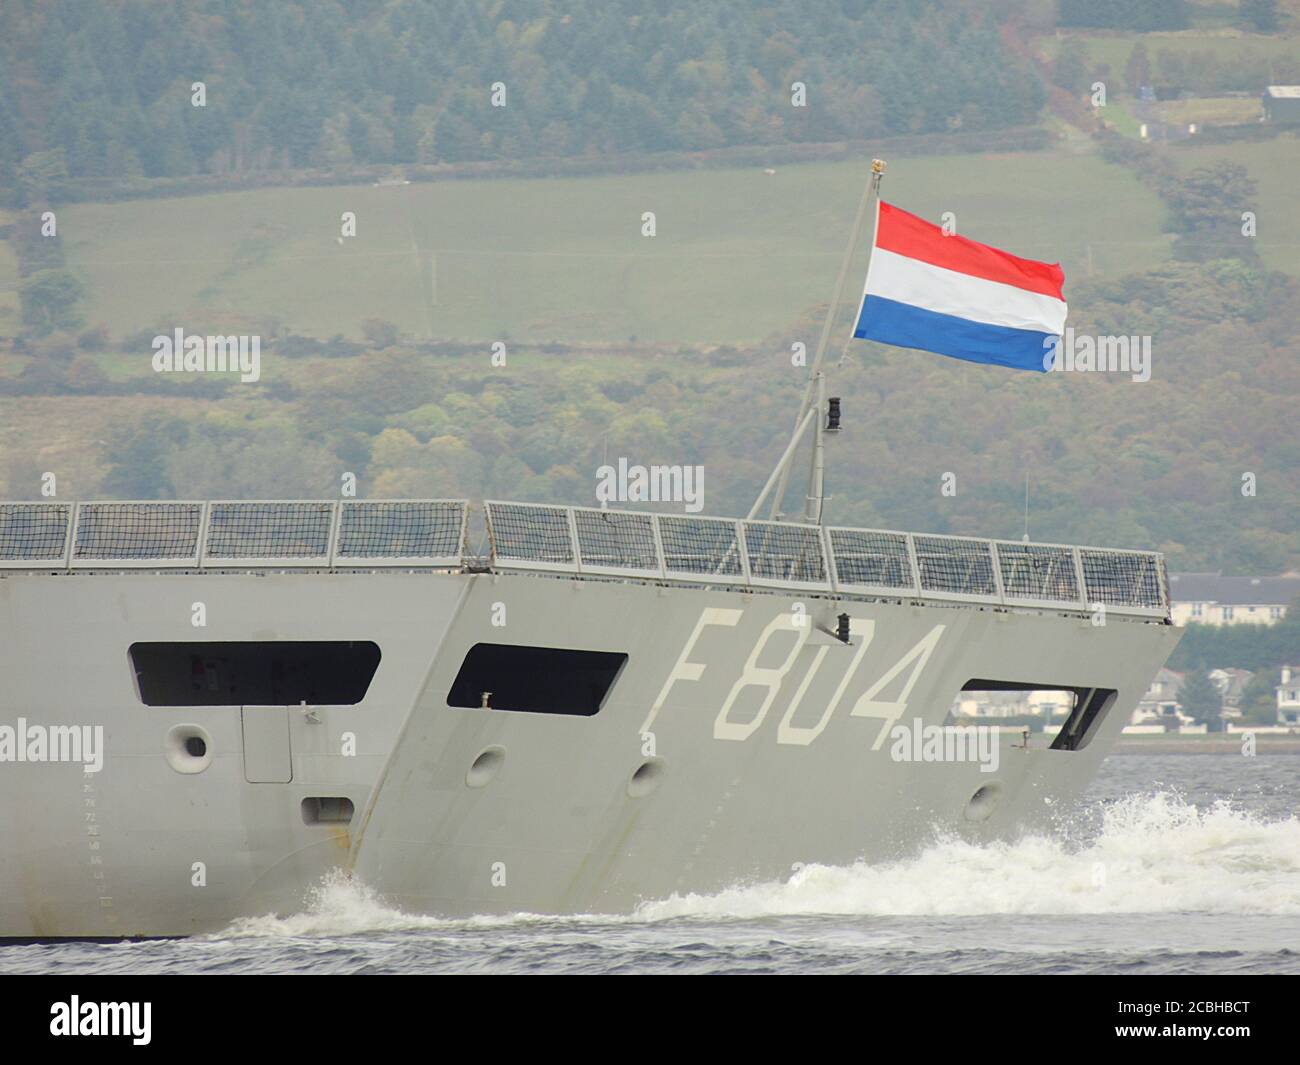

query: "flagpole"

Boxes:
[750, 158, 885, 523]
[804, 369, 827, 523]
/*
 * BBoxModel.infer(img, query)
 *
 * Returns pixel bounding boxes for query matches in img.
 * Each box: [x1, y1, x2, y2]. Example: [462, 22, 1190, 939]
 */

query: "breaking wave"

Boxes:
[640, 793, 1300, 919]
[219, 792, 1300, 938]
[222, 872, 448, 938]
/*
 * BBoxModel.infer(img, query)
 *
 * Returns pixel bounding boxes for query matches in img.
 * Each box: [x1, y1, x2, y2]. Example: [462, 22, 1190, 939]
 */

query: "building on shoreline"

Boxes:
[1168, 573, 1300, 627]
[1278, 668, 1300, 726]
[1263, 86, 1300, 124]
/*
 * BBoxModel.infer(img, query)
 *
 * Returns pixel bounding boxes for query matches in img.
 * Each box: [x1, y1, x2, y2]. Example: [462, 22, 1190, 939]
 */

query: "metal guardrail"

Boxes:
[0, 499, 1169, 617]
[335, 500, 468, 566]
[0, 500, 468, 571]
[481, 501, 1168, 617]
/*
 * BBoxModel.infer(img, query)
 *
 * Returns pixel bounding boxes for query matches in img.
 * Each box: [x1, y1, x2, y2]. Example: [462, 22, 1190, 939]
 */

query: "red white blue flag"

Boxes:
[854, 202, 1067, 372]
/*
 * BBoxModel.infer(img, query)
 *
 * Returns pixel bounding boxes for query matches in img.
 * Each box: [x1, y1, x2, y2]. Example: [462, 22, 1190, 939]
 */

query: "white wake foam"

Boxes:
[220, 871, 557, 939]
[639, 793, 1300, 919]
[221, 872, 444, 938]
[219, 792, 1300, 937]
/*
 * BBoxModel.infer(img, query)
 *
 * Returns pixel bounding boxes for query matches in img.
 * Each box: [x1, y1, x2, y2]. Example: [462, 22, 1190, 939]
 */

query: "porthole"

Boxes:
[964, 783, 1000, 822]
[165, 724, 213, 775]
[627, 758, 666, 798]
[466, 745, 505, 788]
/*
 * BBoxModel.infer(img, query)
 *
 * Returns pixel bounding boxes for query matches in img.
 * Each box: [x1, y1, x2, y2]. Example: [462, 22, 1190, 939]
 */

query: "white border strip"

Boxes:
[201, 500, 336, 568]
[825, 526, 920, 597]
[69, 500, 205, 569]
[571, 506, 663, 579]
[741, 519, 833, 592]
[331, 500, 469, 568]
[0, 502, 76, 570]
[483, 500, 579, 573]
[658, 515, 749, 587]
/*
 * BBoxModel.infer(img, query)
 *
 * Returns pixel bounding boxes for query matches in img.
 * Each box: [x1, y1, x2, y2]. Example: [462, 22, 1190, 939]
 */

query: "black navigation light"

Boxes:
[827, 397, 841, 431]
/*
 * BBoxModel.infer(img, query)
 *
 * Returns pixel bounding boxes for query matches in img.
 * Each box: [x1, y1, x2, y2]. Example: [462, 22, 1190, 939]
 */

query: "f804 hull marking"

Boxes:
[850, 622, 946, 750]
[642, 606, 945, 748]
[777, 617, 875, 746]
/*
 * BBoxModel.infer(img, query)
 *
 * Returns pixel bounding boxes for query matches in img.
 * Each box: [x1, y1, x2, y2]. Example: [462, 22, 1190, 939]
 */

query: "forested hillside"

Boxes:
[0, 0, 1296, 576]
[0, 0, 1045, 189]
[2, 260, 1296, 573]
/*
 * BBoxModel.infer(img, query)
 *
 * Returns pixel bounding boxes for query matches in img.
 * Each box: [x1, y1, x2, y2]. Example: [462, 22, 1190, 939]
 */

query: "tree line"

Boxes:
[6, 255, 1294, 577]
[0, 0, 1046, 197]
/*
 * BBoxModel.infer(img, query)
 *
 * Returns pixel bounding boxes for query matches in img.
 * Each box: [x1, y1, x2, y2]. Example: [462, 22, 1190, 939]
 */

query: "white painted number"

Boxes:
[777, 618, 876, 746]
[714, 613, 810, 741]
[648, 608, 945, 749]
[850, 624, 946, 749]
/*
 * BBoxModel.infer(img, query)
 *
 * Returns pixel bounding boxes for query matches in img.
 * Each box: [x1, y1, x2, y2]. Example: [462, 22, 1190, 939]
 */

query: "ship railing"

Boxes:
[481, 501, 1169, 618]
[0, 500, 469, 571]
[0, 499, 1169, 618]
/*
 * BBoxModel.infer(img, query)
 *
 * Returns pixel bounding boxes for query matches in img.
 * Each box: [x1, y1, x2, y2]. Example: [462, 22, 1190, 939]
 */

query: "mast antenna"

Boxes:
[749, 158, 886, 524]
[1022, 470, 1030, 542]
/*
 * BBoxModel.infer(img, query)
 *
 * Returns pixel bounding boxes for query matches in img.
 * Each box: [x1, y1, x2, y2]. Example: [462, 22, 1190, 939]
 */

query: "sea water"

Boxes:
[4, 754, 1297, 974]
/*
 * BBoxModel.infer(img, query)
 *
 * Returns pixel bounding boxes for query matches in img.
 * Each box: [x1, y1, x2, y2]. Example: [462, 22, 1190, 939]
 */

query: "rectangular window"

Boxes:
[301, 797, 355, 825]
[130, 641, 381, 706]
[447, 643, 627, 716]
[952, 680, 1118, 752]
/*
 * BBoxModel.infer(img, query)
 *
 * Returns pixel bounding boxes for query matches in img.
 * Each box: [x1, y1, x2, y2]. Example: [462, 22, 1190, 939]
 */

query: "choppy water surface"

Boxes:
[5, 754, 1298, 974]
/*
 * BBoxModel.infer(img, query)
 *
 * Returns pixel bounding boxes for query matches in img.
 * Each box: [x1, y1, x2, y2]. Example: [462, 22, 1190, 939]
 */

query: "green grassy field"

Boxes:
[1154, 95, 1263, 125]
[52, 150, 1173, 344]
[1173, 133, 1300, 274]
[1099, 101, 1145, 137]
[1101, 96, 1263, 140]
[1037, 29, 1300, 95]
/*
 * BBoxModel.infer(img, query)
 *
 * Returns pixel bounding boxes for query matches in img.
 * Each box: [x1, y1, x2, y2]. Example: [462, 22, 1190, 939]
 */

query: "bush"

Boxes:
[361, 318, 400, 349]
[77, 324, 110, 350]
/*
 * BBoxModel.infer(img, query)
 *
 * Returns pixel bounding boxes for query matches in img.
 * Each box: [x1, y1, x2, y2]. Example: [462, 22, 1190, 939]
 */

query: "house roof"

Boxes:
[1147, 666, 1185, 694]
[1168, 573, 1300, 606]
[1210, 668, 1253, 698]
[1266, 86, 1300, 98]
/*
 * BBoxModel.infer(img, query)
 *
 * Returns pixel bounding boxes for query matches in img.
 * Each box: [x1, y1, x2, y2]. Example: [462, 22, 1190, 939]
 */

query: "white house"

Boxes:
[1277, 667, 1300, 726]
[1135, 666, 1184, 724]
[1168, 573, 1300, 627]
[1209, 667, 1253, 716]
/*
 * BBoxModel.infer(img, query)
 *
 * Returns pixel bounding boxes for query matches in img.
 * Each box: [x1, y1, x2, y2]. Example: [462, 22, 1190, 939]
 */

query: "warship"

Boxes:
[0, 164, 1180, 937]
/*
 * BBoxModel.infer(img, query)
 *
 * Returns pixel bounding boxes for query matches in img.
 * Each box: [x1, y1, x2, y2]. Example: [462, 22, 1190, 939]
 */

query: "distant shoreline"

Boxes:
[1111, 736, 1300, 754]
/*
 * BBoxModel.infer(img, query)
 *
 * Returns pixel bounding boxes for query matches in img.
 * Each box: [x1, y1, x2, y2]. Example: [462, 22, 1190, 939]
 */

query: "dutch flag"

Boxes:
[853, 201, 1067, 373]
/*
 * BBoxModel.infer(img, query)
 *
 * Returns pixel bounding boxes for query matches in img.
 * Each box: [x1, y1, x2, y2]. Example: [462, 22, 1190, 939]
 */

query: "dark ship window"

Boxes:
[447, 643, 627, 716]
[129, 641, 381, 706]
[301, 797, 355, 825]
[952, 680, 1118, 752]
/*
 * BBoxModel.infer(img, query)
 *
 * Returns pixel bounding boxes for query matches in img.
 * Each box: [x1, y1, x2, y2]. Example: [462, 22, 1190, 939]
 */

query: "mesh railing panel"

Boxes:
[204, 502, 333, 560]
[573, 509, 658, 572]
[73, 503, 203, 561]
[336, 501, 464, 560]
[484, 502, 574, 565]
[743, 521, 828, 585]
[0, 495, 1171, 615]
[1080, 549, 1164, 609]
[828, 528, 914, 590]
[0, 503, 72, 561]
[658, 515, 744, 578]
[913, 535, 998, 598]
[996, 542, 1081, 603]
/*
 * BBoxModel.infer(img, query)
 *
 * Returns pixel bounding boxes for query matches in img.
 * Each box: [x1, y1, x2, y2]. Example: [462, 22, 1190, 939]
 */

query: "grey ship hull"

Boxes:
[0, 564, 1179, 938]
